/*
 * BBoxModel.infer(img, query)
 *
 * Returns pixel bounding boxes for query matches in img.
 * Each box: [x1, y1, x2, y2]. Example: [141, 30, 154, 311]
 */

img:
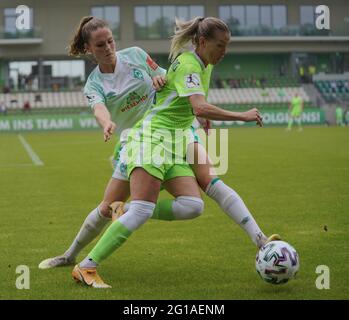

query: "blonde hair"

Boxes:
[169, 16, 230, 62]
[68, 16, 109, 56]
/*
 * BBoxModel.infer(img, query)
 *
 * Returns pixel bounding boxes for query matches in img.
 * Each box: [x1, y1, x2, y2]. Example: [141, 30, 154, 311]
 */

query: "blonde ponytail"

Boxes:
[169, 16, 230, 62]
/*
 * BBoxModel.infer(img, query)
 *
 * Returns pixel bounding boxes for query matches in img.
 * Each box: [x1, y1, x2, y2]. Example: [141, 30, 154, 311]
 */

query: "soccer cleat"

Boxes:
[265, 234, 282, 244]
[256, 233, 282, 249]
[109, 201, 126, 222]
[72, 265, 111, 289]
[38, 255, 75, 269]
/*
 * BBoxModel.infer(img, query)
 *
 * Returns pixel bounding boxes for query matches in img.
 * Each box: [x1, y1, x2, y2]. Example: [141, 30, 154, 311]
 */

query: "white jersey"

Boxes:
[84, 47, 166, 140]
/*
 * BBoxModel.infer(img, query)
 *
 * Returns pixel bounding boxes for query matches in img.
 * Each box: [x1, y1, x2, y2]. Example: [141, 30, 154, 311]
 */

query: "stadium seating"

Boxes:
[207, 87, 310, 106]
[314, 79, 349, 103]
[0, 91, 87, 113]
[0, 86, 312, 114]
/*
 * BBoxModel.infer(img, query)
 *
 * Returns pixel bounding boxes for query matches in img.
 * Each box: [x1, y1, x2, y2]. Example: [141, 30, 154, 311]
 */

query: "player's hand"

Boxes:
[241, 108, 263, 127]
[196, 117, 212, 135]
[152, 75, 166, 91]
[103, 121, 116, 142]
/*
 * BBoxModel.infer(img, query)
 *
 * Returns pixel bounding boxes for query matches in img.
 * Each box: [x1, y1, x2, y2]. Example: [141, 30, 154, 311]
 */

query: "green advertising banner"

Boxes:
[0, 114, 100, 132]
[212, 108, 325, 127]
[0, 109, 325, 132]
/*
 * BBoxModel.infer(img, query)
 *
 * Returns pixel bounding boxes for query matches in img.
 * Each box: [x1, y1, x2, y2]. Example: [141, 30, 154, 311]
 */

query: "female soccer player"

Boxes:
[64, 16, 279, 288]
[286, 92, 304, 131]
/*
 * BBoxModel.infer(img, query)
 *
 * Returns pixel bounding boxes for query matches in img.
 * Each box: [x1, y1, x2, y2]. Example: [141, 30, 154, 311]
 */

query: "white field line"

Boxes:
[18, 134, 44, 166]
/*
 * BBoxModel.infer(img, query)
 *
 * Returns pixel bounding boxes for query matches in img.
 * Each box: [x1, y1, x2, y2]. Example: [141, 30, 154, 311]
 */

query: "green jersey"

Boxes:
[84, 47, 166, 140]
[141, 51, 213, 131]
[291, 96, 302, 111]
[336, 107, 343, 118]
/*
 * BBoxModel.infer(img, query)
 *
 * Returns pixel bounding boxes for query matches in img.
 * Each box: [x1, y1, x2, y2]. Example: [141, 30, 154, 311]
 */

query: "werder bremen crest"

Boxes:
[133, 69, 144, 80]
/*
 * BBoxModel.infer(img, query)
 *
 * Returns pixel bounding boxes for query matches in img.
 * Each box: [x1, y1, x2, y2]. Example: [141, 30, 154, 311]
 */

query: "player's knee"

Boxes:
[196, 175, 216, 192]
[98, 202, 112, 218]
[177, 196, 204, 219]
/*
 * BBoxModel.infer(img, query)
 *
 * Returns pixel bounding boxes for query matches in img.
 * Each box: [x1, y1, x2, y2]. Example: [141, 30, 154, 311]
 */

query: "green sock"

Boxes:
[88, 220, 132, 264]
[152, 199, 175, 221]
[287, 118, 293, 129]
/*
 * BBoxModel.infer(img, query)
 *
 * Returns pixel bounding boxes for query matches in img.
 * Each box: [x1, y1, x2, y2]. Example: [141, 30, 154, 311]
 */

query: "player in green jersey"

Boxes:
[286, 93, 304, 131]
[336, 105, 344, 126]
[69, 17, 279, 288]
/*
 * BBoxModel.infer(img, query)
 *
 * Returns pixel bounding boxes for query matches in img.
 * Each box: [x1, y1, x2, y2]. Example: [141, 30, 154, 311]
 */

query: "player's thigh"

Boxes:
[103, 177, 130, 203]
[129, 167, 162, 203]
[163, 176, 202, 198]
[189, 142, 217, 191]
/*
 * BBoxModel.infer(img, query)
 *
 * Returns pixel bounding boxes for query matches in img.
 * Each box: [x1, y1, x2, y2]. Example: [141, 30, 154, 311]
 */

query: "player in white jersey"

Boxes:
[39, 17, 279, 288]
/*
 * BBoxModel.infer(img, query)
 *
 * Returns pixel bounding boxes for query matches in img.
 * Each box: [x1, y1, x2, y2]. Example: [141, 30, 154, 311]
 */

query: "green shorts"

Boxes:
[112, 126, 199, 182]
[128, 162, 195, 182]
[291, 107, 302, 117]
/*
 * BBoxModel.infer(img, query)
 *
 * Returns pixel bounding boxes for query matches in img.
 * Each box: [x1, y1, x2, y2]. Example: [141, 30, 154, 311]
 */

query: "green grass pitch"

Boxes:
[0, 126, 348, 300]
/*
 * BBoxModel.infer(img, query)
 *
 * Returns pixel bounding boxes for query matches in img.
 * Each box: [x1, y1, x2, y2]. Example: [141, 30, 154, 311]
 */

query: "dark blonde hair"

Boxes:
[169, 16, 230, 62]
[68, 16, 110, 56]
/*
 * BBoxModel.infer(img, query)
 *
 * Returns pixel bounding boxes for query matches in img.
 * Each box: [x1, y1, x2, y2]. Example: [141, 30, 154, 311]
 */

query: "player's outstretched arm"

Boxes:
[189, 94, 263, 127]
[93, 103, 116, 142]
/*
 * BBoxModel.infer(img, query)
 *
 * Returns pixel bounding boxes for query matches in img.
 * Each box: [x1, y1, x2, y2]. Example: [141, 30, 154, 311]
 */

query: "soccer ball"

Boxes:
[255, 241, 300, 284]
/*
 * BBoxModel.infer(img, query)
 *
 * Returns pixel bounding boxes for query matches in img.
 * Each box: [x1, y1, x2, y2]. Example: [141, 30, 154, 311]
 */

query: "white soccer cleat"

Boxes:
[38, 255, 75, 269]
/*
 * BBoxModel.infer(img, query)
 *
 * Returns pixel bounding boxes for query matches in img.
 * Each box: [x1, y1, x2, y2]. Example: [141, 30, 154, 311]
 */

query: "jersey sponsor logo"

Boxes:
[185, 73, 200, 88]
[146, 56, 159, 70]
[86, 94, 97, 104]
[171, 59, 180, 71]
[121, 91, 148, 112]
[133, 69, 144, 81]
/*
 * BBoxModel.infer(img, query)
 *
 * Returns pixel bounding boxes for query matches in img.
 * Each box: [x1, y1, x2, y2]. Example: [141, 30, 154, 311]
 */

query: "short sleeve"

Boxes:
[135, 47, 167, 77]
[173, 63, 205, 97]
[83, 80, 105, 109]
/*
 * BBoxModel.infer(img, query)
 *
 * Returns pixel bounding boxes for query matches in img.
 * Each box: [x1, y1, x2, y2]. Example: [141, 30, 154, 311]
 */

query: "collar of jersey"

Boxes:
[97, 52, 121, 78]
[191, 50, 206, 70]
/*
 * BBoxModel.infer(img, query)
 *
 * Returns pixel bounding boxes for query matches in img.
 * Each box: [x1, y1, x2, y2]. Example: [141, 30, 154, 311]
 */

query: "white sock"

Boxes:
[206, 179, 266, 246]
[64, 207, 110, 260]
[172, 196, 204, 220]
[118, 200, 155, 231]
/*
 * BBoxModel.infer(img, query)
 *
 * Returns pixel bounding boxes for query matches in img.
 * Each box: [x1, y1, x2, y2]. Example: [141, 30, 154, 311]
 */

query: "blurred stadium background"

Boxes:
[0, 0, 348, 129]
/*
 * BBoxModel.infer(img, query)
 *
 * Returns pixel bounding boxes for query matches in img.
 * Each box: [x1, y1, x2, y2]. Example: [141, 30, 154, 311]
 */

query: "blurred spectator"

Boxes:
[260, 75, 267, 89]
[221, 79, 230, 89]
[35, 93, 42, 103]
[336, 106, 344, 126]
[299, 66, 306, 83]
[250, 74, 256, 86]
[279, 64, 286, 77]
[2, 86, 10, 94]
[229, 78, 239, 88]
[215, 78, 223, 88]
[0, 101, 7, 115]
[23, 101, 31, 113]
[308, 65, 316, 81]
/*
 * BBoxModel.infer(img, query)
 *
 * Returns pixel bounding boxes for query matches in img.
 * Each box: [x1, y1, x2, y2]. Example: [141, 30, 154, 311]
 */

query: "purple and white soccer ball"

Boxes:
[255, 241, 300, 284]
